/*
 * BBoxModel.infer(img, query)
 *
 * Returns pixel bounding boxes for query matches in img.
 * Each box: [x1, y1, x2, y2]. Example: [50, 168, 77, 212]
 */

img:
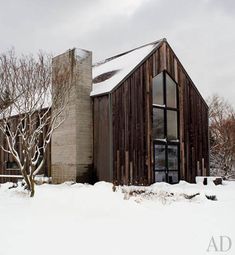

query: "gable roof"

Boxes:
[91, 39, 165, 96]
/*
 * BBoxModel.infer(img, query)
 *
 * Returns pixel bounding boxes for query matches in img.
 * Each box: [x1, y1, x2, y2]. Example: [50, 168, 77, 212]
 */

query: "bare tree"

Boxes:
[208, 95, 235, 178]
[0, 50, 71, 196]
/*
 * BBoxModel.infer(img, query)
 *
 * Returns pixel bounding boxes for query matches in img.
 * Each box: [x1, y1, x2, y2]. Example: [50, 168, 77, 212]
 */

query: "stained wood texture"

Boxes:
[165, 42, 209, 182]
[93, 95, 111, 182]
[111, 41, 209, 185]
[0, 110, 51, 183]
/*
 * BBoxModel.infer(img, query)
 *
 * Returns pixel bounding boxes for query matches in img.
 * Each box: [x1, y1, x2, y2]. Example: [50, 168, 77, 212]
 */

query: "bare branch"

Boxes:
[0, 49, 71, 196]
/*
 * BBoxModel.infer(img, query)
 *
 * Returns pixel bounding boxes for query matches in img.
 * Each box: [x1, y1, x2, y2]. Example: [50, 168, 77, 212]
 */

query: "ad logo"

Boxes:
[207, 236, 232, 252]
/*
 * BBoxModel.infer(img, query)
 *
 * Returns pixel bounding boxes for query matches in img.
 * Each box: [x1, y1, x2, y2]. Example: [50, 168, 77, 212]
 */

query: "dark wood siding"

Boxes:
[112, 67, 149, 185]
[93, 95, 112, 182]
[0, 145, 51, 183]
[164, 42, 209, 182]
[0, 110, 51, 183]
[112, 43, 167, 185]
[111, 41, 209, 184]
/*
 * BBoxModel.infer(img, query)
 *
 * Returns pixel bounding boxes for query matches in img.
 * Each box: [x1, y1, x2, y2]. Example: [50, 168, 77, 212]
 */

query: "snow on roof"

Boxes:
[91, 40, 163, 96]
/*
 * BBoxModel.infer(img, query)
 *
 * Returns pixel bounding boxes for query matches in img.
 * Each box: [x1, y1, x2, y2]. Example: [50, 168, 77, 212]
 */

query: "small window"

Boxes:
[154, 144, 166, 170]
[153, 108, 165, 139]
[6, 161, 19, 169]
[167, 110, 178, 140]
[155, 171, 167, 182]
[166, 73, 177, 108]
[168, 145, 178, 170]
[152, 72, 164, 105]
[168, 171, 179, 184]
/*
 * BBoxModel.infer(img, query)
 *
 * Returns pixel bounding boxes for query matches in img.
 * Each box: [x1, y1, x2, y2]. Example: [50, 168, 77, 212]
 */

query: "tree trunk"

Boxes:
[29, 175, 35, 197]
[21, 169, 31, 191]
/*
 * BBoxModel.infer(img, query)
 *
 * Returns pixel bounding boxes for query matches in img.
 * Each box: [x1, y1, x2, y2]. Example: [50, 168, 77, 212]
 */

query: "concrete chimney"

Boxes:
[51, 48, 93, 183]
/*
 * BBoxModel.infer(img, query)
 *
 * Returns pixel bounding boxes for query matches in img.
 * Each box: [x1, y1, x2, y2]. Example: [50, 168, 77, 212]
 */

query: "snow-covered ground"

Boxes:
[0, 181, 234, 255]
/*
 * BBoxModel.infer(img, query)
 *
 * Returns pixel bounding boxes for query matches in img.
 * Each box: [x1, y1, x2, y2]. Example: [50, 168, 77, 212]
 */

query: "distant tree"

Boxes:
[0, 50, 71, 196]
[208, 95, 235, 178]
[0, 51, 18, 111]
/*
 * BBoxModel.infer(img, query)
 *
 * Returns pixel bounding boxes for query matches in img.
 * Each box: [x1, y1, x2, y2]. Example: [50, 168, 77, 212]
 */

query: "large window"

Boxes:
[152, 71, 179, 184]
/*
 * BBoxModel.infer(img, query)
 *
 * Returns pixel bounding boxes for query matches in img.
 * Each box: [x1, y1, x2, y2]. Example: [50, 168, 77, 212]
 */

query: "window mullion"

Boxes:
[163, 71, 168, 179]
[163, 71, 167, 140]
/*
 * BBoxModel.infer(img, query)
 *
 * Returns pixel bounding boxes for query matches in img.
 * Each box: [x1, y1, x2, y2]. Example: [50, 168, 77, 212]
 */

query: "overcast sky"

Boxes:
[0, 0, 234, 106]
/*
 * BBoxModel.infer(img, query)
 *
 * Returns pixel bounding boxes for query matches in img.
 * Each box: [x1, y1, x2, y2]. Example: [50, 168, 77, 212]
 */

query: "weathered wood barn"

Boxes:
[0, 38, 209, 184]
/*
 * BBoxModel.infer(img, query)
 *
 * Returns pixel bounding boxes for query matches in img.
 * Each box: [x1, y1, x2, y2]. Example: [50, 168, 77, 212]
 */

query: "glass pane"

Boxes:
[153, 108, 165, 139]
[155, 171, 167, 182]
[153, 73, 164, 105]
[154, 144, 166, 170]
[168, 145, 178, 170]
[168, 171, 179, 184]
[167, 110, 178, 140]
[166, 73, 177, 108]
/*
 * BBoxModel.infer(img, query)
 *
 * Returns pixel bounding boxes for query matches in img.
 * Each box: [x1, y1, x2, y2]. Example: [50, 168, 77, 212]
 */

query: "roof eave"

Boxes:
[90, 38, 166, 97]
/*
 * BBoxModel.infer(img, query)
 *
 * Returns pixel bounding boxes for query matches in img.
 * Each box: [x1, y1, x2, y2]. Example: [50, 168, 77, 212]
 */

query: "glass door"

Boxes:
[154, 143, 179, 183]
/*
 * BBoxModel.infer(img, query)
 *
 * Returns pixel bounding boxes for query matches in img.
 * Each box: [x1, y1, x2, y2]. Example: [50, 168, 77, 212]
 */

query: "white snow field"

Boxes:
[0, 181, 234, 255]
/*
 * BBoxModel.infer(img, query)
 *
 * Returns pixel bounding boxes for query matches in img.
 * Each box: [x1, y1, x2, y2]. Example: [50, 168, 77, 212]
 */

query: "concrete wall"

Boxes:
[51, 48, 93, 184]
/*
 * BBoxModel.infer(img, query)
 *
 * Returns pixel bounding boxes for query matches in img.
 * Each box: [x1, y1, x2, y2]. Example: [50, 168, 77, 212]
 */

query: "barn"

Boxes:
[0, 38, 209, 185]
[91, 38, 209, 185]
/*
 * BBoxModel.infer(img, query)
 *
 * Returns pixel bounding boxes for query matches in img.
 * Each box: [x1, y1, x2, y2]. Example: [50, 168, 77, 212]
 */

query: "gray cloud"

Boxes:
[0, 0, 234, 106]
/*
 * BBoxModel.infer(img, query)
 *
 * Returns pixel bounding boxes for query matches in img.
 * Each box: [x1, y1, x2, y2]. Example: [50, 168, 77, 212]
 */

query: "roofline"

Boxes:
[91, 38, 166, 97]
[93, 38, 166, 68]
[164, 41, 208, 109]
[53, 47, 92, 61]
[0, 106, 50, 120]
[52, 48, 76, 60]
[91, 39, 209, 109]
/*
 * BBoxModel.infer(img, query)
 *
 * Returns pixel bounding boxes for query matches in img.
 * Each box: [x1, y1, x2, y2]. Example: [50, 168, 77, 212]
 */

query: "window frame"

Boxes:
[6, 161, 19, 170]
[152, 70, 180, 184]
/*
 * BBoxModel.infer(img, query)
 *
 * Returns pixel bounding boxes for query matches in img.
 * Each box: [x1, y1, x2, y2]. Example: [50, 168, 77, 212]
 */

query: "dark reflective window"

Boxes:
[166, 73, 177, 108]
[153, 71, 179, 183]
[155, 172, 167, 182]
[154, 144, 166, 170]
[6, 161, 19, 169]
[153, 73, 164, 105]
[167, 110, 178, 140]
[153, 108, 164, 139]
[168, 171, 179, 184]
[168, 145, 178, 170]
